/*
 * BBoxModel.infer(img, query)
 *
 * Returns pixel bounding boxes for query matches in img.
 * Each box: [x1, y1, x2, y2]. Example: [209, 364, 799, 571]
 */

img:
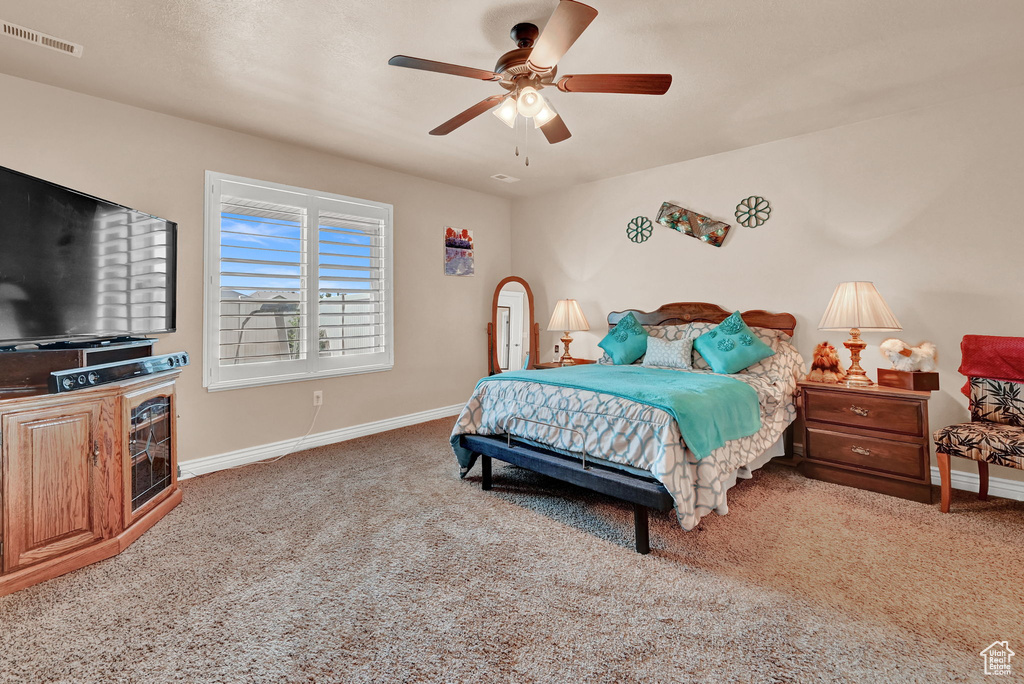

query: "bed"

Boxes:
[451, 302, 803, 553]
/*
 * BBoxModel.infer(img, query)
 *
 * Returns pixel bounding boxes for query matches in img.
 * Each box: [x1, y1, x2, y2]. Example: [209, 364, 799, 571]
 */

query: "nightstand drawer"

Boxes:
[804, 389, 922, 436]
[805, 428, 926, 479]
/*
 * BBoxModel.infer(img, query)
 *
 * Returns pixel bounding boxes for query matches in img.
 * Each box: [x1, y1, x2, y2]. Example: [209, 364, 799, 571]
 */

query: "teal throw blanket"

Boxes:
[470, 365, 761, 460]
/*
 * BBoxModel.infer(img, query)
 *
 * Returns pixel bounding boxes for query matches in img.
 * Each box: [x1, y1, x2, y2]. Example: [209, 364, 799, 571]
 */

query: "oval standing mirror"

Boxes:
[488, 276, 539, 375]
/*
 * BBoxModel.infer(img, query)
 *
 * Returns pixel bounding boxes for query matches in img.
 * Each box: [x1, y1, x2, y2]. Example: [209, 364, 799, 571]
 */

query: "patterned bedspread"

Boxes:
[451, 333, 804, 530]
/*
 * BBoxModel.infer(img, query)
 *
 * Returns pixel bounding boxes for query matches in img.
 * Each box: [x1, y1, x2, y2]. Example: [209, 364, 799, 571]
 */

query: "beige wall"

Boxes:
[512, 84, 1024, 481]
[0, 73, 511, 464]
[3, 68, 1020, 485]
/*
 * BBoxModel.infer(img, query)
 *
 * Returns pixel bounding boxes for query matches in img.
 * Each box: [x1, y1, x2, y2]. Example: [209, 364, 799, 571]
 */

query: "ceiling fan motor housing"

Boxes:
[495, 23, 558, 90]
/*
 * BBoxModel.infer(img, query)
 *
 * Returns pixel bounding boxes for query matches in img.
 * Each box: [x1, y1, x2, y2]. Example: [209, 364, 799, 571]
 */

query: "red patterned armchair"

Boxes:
[934, 335, 1024, 512]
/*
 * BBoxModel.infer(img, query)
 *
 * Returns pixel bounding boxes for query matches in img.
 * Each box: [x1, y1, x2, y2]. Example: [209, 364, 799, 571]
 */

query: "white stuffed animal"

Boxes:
[880, 338, 937, 372]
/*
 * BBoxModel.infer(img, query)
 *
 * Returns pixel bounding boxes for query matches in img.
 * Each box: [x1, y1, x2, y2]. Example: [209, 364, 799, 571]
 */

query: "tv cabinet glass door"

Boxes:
[123, 378, 177, 526]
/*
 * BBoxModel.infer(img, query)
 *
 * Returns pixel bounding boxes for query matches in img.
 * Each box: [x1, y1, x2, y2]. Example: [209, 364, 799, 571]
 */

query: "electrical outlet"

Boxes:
[313, 391, 323, 406]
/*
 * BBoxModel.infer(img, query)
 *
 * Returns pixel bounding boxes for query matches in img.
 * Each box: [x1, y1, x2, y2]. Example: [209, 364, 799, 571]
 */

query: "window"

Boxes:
[203, 172, 393, 391]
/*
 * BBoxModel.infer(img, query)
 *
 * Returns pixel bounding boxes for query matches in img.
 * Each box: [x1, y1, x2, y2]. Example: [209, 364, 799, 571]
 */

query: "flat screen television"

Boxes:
[0, 165, 177, 346]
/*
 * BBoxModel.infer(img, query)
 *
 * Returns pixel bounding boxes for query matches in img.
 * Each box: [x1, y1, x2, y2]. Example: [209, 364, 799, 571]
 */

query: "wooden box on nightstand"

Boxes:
[798, 380, 934, 503]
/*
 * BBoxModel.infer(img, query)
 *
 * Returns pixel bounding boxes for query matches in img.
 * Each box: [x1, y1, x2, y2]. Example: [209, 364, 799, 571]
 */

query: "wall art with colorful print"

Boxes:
[656, 202, 731, 247]
[444, 227, 475, 276]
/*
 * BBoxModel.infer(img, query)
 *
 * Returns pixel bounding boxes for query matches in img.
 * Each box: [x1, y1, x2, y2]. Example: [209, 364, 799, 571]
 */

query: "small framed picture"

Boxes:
[444, 227, 474, 276]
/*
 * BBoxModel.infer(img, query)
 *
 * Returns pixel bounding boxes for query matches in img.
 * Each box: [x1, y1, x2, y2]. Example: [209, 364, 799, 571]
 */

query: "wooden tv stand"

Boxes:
[0, 368, 181, 597]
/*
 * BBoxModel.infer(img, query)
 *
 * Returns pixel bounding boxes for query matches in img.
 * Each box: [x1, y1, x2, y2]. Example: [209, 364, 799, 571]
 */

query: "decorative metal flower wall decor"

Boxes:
[626, 216, 653, 243]
[735, 196, 771, 228]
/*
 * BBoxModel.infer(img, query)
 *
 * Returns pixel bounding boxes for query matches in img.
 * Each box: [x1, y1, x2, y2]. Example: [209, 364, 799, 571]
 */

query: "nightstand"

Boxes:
[798, 380, 934, 503]
[534, 359, 596, 369]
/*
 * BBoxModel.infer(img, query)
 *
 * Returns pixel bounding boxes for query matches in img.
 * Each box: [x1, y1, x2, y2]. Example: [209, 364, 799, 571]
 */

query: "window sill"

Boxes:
[205, 362, 394, 392]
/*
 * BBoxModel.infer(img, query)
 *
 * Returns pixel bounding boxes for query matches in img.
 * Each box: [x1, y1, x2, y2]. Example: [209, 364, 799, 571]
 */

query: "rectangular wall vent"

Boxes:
[2, 20, 83, 57]
[490, 173, 520, 183]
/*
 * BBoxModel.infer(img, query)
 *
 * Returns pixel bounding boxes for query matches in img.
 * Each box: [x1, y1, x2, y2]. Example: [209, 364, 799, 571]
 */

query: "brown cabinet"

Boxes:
[0, 372, 181, 596]
[798, 381, 934, 503]
[1, 400, 113, 572]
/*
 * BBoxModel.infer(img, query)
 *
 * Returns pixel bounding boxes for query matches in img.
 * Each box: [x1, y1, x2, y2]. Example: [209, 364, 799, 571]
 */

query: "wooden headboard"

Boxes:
[607, 302, 796, 336]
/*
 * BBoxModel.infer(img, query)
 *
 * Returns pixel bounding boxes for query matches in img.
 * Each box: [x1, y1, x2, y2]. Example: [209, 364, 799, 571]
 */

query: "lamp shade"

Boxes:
[818, 282, 902, 331]
[516, 86, 545, 118]
[533, 98, 558, 128]
[492, 96, 517, 128]
[547, 299, 589, 332]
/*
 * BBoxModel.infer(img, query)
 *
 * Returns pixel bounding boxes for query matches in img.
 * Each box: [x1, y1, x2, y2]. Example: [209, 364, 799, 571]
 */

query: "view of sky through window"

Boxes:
[220, 212, 374, 295]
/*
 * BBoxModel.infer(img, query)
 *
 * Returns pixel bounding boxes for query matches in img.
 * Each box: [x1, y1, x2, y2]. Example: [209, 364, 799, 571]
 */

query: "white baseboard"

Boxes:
[177, 403, 464, 480]
[792, 444, 1024, 501]
[929, 466, 1024, 502]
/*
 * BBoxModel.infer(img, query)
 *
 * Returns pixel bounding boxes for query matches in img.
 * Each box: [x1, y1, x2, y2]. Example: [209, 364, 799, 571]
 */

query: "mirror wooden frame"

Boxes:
[488, 276, 539, 375]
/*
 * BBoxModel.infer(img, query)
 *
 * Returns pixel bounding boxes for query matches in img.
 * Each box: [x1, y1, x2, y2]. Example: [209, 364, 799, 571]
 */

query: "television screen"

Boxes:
[0, 166, 177, 346]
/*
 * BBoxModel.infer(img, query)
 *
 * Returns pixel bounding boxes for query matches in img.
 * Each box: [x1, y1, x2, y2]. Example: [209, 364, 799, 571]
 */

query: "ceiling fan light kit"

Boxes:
[516, 86, 545, 118]
[493, 97, 518, 128]
[533, 98, 558, 128]
[388, 0, 672, 161]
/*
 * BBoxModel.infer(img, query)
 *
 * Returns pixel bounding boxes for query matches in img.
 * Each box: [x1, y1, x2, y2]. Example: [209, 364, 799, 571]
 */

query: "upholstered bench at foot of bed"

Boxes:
[460, 434, 675, 554]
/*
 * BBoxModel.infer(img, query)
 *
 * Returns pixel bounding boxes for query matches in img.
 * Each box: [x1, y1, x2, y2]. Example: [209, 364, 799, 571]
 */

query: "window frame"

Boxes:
[203, 171, 394, 392]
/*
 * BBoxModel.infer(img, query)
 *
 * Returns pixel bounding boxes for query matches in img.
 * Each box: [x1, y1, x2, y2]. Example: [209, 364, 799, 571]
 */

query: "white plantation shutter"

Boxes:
[204, 173, 393, 390]
[317, 198, 389, 368]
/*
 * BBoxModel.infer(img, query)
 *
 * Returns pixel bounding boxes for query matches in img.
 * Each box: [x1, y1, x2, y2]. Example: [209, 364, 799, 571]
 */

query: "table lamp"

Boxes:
[547, 299, 589, 366]
[818, 281, 902, 387]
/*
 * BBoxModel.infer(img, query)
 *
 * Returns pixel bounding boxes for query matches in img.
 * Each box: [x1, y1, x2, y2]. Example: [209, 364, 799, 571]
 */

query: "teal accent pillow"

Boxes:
[693, 311, 775, 374]
[598, 312, 649, 365]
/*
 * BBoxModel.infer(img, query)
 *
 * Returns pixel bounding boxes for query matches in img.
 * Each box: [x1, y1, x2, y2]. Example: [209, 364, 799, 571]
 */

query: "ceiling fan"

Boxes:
[388, 0, 672, 149]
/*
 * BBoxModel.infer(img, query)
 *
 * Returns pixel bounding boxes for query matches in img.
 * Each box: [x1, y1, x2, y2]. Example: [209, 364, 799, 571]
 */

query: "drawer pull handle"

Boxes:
[851, 446, 871, 456]
[850, 405, 870, 417]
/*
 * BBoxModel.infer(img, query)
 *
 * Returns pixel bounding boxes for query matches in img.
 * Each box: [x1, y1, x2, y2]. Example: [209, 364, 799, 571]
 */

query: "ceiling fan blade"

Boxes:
[540, 114, 571, 144]
[388, 55, 500, 81]
[556, 74, 672, 95]
[429, 95, 505, 136]
[526, 0, 598, 73]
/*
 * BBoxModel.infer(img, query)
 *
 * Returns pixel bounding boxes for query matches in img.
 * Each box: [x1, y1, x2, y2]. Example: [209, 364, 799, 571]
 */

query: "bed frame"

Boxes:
[459, 302, 797, 554]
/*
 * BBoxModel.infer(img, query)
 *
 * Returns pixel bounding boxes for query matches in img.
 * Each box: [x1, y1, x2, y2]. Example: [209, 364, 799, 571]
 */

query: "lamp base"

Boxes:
[557, 333, 576, 366]
[842, 328, 873, 387]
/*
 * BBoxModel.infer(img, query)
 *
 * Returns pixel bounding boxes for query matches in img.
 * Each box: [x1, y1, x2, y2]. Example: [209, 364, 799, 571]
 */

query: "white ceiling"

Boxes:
[1, 0, 1023, 198]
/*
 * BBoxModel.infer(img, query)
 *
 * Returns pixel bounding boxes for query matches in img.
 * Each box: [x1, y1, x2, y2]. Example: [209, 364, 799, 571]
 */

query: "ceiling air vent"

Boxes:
[2, 20, 83, 57]
[490, 173, 520, 183]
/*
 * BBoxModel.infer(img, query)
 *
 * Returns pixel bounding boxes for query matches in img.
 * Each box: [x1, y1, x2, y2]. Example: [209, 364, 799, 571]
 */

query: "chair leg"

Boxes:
[937, 450, 952, 513]
[978, 460, 989, 501]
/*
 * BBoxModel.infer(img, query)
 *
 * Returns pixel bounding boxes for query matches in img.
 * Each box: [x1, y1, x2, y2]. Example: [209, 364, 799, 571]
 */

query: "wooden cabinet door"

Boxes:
[2, 401, 106, 572]
[123, 379, 177, 526]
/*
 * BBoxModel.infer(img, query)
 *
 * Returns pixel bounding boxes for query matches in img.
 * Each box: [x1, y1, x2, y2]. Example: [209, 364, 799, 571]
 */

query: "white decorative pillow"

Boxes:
[642, 336, 693, 370]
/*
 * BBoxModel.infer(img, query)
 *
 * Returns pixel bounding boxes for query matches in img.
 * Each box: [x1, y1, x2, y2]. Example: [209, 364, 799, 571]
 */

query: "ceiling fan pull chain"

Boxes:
[525, 121, 530, 166]
[514, 108, 520, 157]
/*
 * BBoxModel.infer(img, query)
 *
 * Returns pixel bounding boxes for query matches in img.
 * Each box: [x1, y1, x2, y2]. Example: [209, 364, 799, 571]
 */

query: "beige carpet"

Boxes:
[1, 418, 1022, 683]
